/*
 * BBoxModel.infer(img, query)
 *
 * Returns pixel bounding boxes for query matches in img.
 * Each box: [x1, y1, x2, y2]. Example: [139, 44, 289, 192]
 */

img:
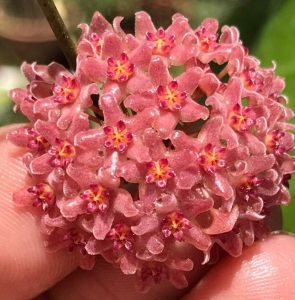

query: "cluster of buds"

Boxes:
[8, 11, 295, 292]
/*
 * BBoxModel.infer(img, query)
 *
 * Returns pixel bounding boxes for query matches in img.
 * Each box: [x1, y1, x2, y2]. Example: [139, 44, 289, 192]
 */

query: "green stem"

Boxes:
[37, 0, 77, 70]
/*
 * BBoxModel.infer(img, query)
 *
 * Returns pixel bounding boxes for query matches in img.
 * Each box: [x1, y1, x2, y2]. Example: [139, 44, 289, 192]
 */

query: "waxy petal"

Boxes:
[93, 212, 114, 240]
[180, 98, 209, 122]
[113, 189, 138, 217]
[131, 215, 159, 235]
[184, 226, 212, 251]
[203, 206, 239, 235]
[135, 11, 156, 39]
[80, 57, 107, 82]
[148, 57, 171, 87]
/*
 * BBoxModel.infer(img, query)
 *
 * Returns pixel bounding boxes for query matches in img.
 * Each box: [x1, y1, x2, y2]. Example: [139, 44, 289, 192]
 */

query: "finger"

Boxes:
[48, 246, 208, 300]
[182, 234, 295, 300]
[0, 125, 77, 300]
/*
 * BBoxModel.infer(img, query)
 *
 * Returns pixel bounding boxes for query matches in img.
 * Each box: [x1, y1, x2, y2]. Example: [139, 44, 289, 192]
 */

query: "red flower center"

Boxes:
[146, 28, 175, 55]
[265, 129, 286, 155]
[157, 81, 187, 111]
[80, 184, 110, 213]
[195, 26, 219, 52]
[53, 75, 80, 104]
[198, 143, 226, 173]
[28, 182, 55, 210]
[162, 211, 191, 241]
[108, 223, 134, 251]
[103, 120, 133, 152]
[107, 53, 134, 82]
[228, 103, 256, 132]
[48, 139, 76, 167]
[145, 158, 175, 188]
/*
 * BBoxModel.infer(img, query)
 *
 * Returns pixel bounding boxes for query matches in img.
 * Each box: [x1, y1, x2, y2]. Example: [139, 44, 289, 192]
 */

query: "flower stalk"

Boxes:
[37, 0, 77, 70]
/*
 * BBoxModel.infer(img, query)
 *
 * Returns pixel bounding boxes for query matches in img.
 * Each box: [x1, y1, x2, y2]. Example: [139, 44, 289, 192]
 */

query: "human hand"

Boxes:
[1, 124, 295, 300]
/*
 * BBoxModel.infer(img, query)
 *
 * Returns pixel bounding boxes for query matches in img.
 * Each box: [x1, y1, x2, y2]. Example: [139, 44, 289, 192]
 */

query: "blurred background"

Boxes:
[0, 0, 294, 231]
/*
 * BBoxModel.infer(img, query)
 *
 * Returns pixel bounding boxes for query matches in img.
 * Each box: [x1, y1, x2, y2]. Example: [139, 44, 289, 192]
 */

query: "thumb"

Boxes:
[0, 124, 77, 300]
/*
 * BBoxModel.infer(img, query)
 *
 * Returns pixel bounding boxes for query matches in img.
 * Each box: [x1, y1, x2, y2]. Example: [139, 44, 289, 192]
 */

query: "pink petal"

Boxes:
[85, 236, 109, 255]
[148, 56, 171, 87]
[129, 42, 153, 68]
[93, 212, 114, 240]
[59, 196, 86, 219]
[101, 32, 123, 59]
[126, 71, 153, 95]
[127, 138, 151, 163]
[89, 11, 112, 36]
[243, 133, 266, 155]
[34, 119, 60, 144]
[33, 97, 58, 114]
[67, 112, 89, 139]
[170, 130, 200, 150]
[280, 155, 295, 174]
[176, 67, 203, 94]
[220, 25, 240, 44]
[217, 232, 243, 257]
[184, 225, 212, 251]
[169, 33, 197, 65]
[153, 111, 178, 139]
[146, 235, 164, 255]
[124, 94, 156, 112]
[220, 124, 239, 149]
[29, 153, 53, 175]
[120, 254, 138, 275]
[42, 214, 67, 228]
[135, 11, 156, 39]
[131, 215, 159, 235]
[127, 107, 159, 132]
[97, 167, 120, 190]
[100, 94, 125, 125]
[176, 166, 200, 189]
[204, 173, 234, 200]
[169, 258, 194, 271]
[198, 18, 219, 35]
[224, 77, 243, 107]
[116, 160, 143, 182]
[155, 193, 178, 214]
[113, 16, 125, 37]
[166, 14, 190, 41]
[143, 128, 167, 160]
[63, 177, 80, 198]
[66, 164, 97, 189]
[74, 128, 105, 149]
[180, 98, 209, 122]
[203, 205, 239, 235]
[198, 73, 219, 95]
[79, 57, 107, 82]
[246, 154, 275, 174]
[113, 189, 138, 217]
[30, 81, 52, 98]
[197, 116, 223, 145]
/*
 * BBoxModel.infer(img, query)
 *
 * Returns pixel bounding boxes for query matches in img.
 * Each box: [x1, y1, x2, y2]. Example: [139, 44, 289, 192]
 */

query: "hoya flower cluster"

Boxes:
[8, 11, 295, 291]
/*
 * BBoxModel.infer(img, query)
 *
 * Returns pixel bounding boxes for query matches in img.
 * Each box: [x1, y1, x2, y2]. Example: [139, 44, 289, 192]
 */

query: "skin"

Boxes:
[1, 124, 295, 300]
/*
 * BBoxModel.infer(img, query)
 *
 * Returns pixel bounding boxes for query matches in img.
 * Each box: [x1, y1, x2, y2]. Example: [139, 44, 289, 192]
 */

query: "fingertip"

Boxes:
[0, 126, 77, 299]
[183, 234, 295, 300]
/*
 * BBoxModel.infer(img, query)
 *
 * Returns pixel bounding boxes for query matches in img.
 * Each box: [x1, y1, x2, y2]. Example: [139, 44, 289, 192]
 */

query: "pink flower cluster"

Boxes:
[8, 11, 295, 291]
